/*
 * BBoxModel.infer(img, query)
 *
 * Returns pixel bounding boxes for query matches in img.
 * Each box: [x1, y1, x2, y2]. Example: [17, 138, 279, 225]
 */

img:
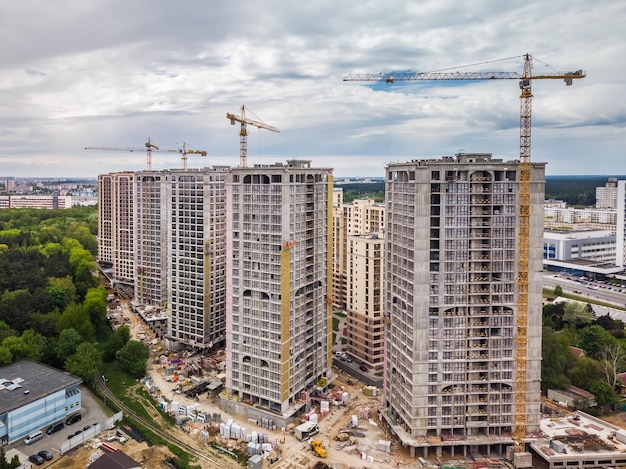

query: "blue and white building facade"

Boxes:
[0, 361, 82, 444]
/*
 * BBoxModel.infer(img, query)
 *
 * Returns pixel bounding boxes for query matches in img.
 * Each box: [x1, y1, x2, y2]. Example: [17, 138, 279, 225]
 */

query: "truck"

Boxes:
[294, 421, 320, 441]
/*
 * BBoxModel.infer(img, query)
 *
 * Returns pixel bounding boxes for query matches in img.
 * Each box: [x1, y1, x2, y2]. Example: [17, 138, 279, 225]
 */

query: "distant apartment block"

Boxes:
[224, 160, 333, 416]
[0, 195, 72, 209]
[544, 206, 617, 234]
[331, 190, 385, 371]
[383, 153, 543, 458]
[596, 177, 618, 209]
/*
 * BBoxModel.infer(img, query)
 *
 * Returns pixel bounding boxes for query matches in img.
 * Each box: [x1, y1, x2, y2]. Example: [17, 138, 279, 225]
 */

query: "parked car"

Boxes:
[37, 450, 53, 461]
[359, 365, 368, 373]
[65, 413, 82, 425]
[28, 454, 44, 465]
[46, 421, 64, 435]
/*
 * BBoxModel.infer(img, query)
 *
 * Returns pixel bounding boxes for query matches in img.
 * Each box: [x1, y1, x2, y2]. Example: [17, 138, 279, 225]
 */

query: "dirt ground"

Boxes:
[54, 302, 407, 468]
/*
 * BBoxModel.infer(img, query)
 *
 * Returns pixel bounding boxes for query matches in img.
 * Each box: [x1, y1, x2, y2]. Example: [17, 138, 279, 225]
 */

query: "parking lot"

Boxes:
[6, 384, 110, 466]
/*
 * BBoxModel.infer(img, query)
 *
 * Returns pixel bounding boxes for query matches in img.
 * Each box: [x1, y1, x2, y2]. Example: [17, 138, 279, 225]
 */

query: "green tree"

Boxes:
[0, 289, 32, 331]
[83, 286, 108, 333]
[541, 327, 572, 391]
[102, 325, 131, 362]
[567, 356, 603, 390]
[553, 285, 563, 297]
[590, 380, 620, 407]
[563, 302, 595, 329]
[117, 340, 149, 378]
[65, 342, 102, 383]
[578, 325, 616, 359]
[543, 301, 566, 330]
[57, 304, 95, 342]
[19, 329, 46, 362]
[47, 276, 77, 311]
[56, 328, 84, 363]
[0, 347, 12, 366]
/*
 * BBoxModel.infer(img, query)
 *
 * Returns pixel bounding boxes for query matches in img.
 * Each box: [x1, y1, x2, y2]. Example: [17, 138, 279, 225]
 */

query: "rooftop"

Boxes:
[0, 360, 81, 414]
[533, 412, 626, 465]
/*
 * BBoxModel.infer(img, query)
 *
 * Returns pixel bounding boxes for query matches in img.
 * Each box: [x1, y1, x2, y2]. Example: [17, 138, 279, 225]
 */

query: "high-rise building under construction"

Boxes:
[382, 153, 544, 459]
[224, 160, 333, 416]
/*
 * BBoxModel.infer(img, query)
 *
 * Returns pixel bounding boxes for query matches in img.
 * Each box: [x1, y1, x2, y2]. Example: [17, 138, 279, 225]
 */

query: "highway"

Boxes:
[543, 273, 626, 309]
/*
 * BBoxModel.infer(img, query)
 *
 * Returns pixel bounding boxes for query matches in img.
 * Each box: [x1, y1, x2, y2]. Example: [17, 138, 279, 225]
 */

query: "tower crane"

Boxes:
[172, 142, 207, 170]
[226, 105, 279, 168]
[85, 138, 160, 170]
[85, 138, 207, 170]
[344, 53, 585, 458]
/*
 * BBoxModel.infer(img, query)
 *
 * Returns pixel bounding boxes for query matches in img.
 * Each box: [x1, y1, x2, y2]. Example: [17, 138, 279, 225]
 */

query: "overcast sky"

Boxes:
[0, 0, 623, 179]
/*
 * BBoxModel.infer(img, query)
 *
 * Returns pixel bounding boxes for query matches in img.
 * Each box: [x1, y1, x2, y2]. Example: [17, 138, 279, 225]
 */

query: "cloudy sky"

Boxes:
[0, 0, 623, 179]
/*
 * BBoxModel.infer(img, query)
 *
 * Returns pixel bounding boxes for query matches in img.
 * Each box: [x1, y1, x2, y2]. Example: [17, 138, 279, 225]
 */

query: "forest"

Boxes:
[0, 206, 149, 385]
[337, 176, 623, 206]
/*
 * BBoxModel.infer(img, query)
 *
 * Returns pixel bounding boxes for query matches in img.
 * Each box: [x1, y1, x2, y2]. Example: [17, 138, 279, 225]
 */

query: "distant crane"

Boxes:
[85, 139, 206, 170]
[85, 138, 160, 171]
[172, 142, 207, 170]
[345, 53, 585, 459]
[226, 105, 279, 168]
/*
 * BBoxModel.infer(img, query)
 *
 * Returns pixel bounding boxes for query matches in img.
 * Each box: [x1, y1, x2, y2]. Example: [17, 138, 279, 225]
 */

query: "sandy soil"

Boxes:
[55, 302, 408, 468]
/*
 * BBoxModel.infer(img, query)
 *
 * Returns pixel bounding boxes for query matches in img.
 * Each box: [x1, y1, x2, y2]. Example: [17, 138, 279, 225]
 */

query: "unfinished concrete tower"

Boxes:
[224, 160, 333, 417]
[382, 153, 544, 459]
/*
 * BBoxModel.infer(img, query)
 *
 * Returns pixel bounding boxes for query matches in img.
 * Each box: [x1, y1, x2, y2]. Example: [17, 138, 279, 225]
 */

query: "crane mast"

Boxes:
[226, 105, 279, 168]
[345, 54, 585, 459]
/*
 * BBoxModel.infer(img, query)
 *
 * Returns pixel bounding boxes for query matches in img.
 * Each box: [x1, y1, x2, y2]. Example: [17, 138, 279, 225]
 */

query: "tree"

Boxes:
[543, 302, 566, 330]
[568, 356, 603, 390]
[19, 329, 46, 362]
[0, 289, 32, 331]
[578, 325, 616, 359]
[553, 285, 563, 297]
[0, 445, 20, 469]
[56, 328, 83, 363]
[541, 327, 572, 391]
[102, 325, 131, 362]
[598, 343, 626, 388]
[590, 379, 620, 408]
[116, 340, 149, 378]
[56, 304, 95, 342]
[65, 342, 102, 383]
[563, 302, 595, 329]
[83, 286, 108, 334]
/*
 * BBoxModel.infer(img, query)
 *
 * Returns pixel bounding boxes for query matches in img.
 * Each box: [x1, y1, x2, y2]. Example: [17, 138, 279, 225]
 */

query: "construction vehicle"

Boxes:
[345, 54, 584, 465]
[226, 105, 279, 168]
[310, 439, 327, 458]
[294, 421, 319, 441]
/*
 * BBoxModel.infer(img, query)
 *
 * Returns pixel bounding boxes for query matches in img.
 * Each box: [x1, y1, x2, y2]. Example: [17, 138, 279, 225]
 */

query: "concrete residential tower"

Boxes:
[224, 160, 333, 416]
[383, 153, 544, 458]
[166, 167, 230, 351]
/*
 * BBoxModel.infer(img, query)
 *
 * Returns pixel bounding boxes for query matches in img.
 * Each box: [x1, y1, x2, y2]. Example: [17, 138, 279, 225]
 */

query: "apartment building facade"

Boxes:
[97, 172, 135, 284]
[0, 195, 72, 209]
[331, 190, 386, 371]
[166, 167, 230, 351]
[134, 171, 168, 306]
[383, 154, 544, 458]
[224, 160, 333, 416]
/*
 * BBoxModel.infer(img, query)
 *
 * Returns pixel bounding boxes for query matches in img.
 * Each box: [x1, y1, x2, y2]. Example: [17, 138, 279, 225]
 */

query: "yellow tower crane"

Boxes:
[85, 139, 206, 170]
[344, 53, 585, 458]
[85, 138, 160, 170]
[226, 105, 279, 168]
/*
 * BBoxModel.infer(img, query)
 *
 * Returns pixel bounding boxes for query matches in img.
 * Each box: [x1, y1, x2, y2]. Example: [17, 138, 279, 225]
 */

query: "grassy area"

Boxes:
[334, 311, 347, 318]
[332, 317, 339, 331]
[95, 363, 202, 469]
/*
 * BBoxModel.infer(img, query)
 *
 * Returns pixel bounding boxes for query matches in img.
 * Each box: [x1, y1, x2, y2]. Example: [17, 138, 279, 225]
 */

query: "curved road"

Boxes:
[93, 375, 232, 468]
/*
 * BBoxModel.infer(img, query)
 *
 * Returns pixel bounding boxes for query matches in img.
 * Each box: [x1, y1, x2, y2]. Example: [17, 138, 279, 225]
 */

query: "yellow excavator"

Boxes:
[311, 439, 327, 458]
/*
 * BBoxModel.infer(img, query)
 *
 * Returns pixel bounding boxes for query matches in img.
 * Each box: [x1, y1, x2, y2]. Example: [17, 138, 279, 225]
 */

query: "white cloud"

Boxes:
[0, 0, 624, 178]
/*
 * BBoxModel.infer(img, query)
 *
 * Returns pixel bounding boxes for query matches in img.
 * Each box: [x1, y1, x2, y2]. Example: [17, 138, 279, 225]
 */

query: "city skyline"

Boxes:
[1, 1, 623, 179]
